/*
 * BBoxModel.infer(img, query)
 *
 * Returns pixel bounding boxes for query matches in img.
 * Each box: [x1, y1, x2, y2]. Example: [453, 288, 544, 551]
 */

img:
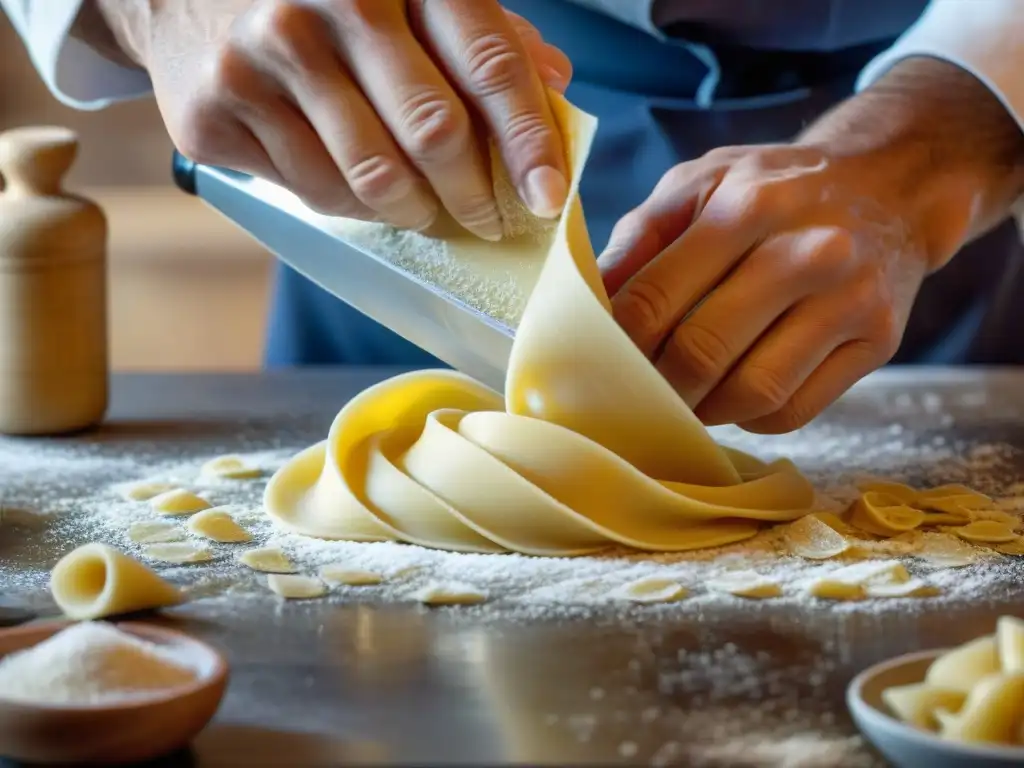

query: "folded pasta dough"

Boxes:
[264, 93, 816, 556]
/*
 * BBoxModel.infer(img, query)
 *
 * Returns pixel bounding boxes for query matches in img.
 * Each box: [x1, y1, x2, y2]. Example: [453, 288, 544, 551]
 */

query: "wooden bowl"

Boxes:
[0, 620, 229, 764]
[848, 649, 1024, 768]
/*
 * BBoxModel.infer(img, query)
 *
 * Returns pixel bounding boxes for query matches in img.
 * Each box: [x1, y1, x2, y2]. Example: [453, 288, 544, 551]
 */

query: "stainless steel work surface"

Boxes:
[3, 367, 1024, 767]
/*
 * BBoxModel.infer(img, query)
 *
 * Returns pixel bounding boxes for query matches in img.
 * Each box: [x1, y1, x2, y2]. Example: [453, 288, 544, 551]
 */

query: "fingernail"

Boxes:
[521, 165, 568, 219]
[469, 218, 504, 242]
[543, 65, 570, 90]
[393, 195, 438, 231]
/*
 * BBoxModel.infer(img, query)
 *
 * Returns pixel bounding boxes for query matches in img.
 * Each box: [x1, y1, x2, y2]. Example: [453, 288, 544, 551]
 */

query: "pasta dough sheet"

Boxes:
[262, 93, 816, 557]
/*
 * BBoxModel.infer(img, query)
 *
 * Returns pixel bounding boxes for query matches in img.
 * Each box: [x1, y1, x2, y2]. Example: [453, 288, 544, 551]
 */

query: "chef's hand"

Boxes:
[598, 60, 1024, 434]
[598, 144, 931, 434]
[94, 0, 571, 240]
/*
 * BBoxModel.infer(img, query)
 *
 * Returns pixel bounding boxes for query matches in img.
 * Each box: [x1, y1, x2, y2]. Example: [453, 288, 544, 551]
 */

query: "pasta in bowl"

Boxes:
[848, 616, 1024, 767]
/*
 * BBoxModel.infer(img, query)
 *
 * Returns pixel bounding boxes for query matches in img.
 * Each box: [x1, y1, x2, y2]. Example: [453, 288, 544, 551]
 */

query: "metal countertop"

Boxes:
[3, 367, 1024, 767]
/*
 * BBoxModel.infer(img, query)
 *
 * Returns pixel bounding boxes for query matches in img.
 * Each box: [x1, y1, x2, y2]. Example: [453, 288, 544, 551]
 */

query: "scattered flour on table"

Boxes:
[0, 621, 201, 705]
[1, 385, 1023, 622]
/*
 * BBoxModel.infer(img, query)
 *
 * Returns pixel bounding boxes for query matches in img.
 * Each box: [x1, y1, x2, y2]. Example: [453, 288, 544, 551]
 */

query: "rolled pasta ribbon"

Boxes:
[264, 94, 816, 556]
[50, 542, 181, 620]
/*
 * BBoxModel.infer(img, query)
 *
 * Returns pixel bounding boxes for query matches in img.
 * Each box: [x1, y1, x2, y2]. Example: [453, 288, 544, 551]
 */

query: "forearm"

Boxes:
[798, 57, 1024, 267]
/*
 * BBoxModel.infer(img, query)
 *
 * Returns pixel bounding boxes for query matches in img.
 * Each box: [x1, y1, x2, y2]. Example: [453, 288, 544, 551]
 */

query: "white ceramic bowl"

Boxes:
[847, 649, 1024, 768]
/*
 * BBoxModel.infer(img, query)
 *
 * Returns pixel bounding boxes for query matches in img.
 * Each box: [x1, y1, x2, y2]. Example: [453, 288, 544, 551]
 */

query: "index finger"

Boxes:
[412, 0, 569, 220]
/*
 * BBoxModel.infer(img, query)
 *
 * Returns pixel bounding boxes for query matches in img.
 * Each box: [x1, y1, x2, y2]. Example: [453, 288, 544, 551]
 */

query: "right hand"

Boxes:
[101, 0, 572, 240]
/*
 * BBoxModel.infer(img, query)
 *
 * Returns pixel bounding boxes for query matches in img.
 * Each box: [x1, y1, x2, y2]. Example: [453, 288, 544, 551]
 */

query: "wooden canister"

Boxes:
[0, 126, 108, 434]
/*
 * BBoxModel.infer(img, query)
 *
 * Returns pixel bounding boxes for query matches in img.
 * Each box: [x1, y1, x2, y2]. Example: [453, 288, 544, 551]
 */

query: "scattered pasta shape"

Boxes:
[949, 520, 1018, 544]
[201, 455, 263, 480]
[784, 515, 849, 559]
[267, 574, 327, 599]
[706, 570, 781, 599]
[866, 580, 940, 598]
[848, 492, 925, 537]
[994, 539, 1024, 556]
[239, 547, 297, 573]
[914, 532, 985, 568]
[120, 481, 177, 502]
[319, 565, 384, 586]
[261, 93, 817, 558]
[934, 673, 1024, 743]
[611, 578, 687, 604]
[187, 508, 252, 543]
[150, 489, 211, 516]
[50, 542, 181, 620]
[128, 520, 183, 544]
[143, 543, 213, 564]
[808, 560, 920, 602]
[414, 582, 488, 606]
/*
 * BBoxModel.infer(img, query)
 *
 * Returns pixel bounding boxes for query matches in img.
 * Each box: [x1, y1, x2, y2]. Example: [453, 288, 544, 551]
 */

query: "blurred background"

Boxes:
[1, 15, 273, 372]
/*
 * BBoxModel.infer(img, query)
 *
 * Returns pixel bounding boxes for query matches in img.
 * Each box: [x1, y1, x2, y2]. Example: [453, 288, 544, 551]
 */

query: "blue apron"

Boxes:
[264, 0, 1024, 368]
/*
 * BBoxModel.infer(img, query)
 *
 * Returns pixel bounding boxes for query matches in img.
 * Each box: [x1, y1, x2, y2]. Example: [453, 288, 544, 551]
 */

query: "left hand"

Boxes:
[598, 143, 937, 434]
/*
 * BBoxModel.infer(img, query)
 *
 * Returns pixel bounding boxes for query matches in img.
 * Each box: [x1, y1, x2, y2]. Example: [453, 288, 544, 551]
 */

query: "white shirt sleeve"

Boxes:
[1, 0, 152, 111]
[857, 0, 1024, 134]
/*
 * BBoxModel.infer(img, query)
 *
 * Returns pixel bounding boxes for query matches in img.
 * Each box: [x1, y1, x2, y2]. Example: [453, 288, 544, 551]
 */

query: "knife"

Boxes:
[172, 152, 515, 393]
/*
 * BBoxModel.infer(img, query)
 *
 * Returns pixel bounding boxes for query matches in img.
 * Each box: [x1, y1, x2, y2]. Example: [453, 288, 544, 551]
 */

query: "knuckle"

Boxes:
[735, 363, 792, 413]
[756, 403, 817, 434]
[207, 44, 250, 97]
[805, 227, 854, 275]
[398, 90, 467, 161]
[463, 33, 525, 97]
[617, 280, 673, 342]
[173, 104, 220, 165]
[345, 154, 411, 206]
[502, 110, 556, 153]
[449, 195, 501, 230]
[670, 322, 733, 382]
[262, 1, 318, 41]
[870, 305, 902, 359]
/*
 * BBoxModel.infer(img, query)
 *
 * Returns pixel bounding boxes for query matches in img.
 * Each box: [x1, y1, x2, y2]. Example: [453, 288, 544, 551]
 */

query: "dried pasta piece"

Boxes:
[916, 485, 996, 513]
[187, 507, 252, 543]
[996, 615, 1024, 672]
[825, 560, 911, 586]
[319, 565, 384, 586]
[808, 560, 910, 601]
[267, 574, 327, 599]
[808, 578, 864, 601]
[970, 509, 1022, 529]
[612, 577, 688, 604]
[866, 580, 941, 598]
[239, 547, 297, 573]
[948, 520, 1018, 544]
[706, 570, 781, 599]
[128, 520, 183, 544]
[925, 636, 999, 694]
[785, 515, 850, 559]
[120, 481, 177, 502]
[920, 509, 974, 527]
[848, 492, 925, 537]
[414, 582, 488, 605]
[143, 542, 213, 564]
[914, 532, 984, 568]
[856, 481, 918, 503]
[200, 455, 263, 480]
[882, 683, 966, 730]
[993, 538, 1024, 556]
[150, 488, 211, 516]
[934, 672, 1024, 744]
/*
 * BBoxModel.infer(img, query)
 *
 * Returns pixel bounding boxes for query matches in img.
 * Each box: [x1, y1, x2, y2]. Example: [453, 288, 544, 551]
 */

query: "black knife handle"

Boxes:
[172, 150, 197, 195]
